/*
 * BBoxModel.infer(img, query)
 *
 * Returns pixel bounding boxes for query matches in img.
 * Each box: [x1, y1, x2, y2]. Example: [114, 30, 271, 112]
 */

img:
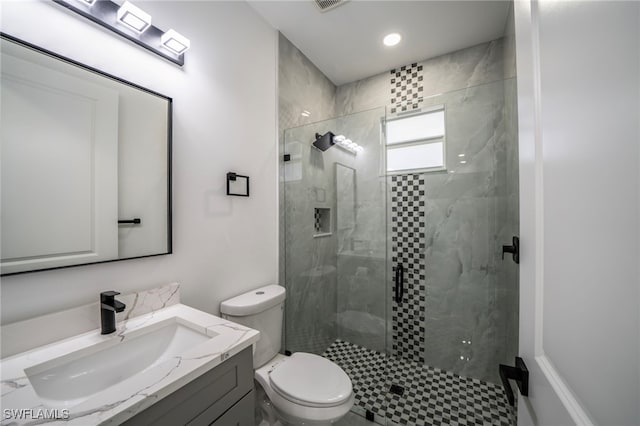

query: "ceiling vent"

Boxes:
[314, 0, 348, 12]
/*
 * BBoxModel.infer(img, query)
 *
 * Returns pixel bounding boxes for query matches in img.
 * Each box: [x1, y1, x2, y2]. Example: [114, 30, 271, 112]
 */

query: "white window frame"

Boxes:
[381, 105, 447, 175]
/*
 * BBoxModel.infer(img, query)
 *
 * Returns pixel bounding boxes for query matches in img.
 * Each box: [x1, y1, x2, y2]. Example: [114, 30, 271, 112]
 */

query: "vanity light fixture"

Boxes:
[161, 29, 190, 54]
[116, 1, 151, 33]
[52, 0, 189, 66]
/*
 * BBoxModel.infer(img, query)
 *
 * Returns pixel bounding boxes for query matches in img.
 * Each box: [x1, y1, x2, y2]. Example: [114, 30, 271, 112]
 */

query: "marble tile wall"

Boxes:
[335, 39, 509, 117]
[1, 283, 180, 358]
[336, 164, 356, 252]
[333, 108, 387, 354]
[278, 34, 337, 353]
[280, 32, 520, 384]
[417, 80, 511, 384]
[334, 38, 517, 384]
[283, 119, 340, 354]
[278, 34, 336, 133]
[503, 2, 517, 81]
[283, 107, 387, 355]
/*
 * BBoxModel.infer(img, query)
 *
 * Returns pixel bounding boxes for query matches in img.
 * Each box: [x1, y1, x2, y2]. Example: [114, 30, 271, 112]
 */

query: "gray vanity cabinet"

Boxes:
[122, 346, 254, 426]
[209, 391, 254, 426]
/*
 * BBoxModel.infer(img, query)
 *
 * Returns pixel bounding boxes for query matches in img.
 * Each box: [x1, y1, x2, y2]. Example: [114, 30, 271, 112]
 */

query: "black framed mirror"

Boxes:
[0, 33, 172, 275]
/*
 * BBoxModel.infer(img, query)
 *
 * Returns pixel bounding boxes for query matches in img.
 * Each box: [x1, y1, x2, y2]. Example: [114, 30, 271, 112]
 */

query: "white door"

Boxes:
[1, 50, 119, 274]
[515, 1, 639, 425]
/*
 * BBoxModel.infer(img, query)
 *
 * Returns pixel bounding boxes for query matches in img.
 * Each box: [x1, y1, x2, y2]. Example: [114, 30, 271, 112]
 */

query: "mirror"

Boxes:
[0, 34, 172, 275]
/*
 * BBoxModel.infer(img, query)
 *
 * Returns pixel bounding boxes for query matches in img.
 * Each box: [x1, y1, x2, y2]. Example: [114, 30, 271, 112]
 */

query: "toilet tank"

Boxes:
[220, 284, 285, 368]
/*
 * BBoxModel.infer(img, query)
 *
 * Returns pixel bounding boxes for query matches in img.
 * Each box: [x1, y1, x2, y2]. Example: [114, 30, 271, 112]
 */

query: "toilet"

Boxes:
[220, 285, 354, 426]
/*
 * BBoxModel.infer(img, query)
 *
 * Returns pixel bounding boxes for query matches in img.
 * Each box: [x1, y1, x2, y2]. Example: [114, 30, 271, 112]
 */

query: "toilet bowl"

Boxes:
[220, 285, 354, 426]
[255, 353, 354, 425]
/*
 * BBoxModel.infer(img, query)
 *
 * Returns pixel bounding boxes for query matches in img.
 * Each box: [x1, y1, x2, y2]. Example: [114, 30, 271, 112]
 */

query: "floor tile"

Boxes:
[323, 340, 516, 426]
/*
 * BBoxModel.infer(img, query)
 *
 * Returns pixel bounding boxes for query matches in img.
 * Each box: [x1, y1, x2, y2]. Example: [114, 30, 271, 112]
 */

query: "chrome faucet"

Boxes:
[100, 291, 126, 334]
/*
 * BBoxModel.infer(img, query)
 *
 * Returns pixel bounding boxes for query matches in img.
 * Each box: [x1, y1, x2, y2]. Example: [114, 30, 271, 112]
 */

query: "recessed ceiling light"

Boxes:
[383, 33, 402, 47]
[301, 110, 311, 117]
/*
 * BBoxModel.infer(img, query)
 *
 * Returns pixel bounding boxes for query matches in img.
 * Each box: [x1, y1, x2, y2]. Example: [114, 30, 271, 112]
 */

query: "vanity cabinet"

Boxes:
[209, 391, 254, 426]
[122, 346, 254, 426]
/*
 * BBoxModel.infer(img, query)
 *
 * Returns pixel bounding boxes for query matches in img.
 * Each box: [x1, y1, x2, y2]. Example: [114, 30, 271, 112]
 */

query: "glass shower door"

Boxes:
[282, 107, 391, 424]
[381, 78, 520, 425]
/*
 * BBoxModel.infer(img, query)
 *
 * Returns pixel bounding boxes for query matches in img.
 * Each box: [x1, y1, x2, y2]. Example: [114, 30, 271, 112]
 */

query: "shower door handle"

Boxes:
[394, 263, 404, 303]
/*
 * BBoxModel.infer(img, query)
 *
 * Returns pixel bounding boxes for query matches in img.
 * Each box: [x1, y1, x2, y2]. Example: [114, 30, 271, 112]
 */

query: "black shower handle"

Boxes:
[394, 263, 404, 303]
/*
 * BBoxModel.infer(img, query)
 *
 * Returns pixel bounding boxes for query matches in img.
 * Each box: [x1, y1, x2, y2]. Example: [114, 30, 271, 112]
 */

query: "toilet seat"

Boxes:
[255, 353, 355, 425]
[269, 353, 352, 408]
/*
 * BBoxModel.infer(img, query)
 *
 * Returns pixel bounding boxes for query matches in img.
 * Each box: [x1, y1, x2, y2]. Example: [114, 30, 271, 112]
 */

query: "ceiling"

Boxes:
[248, 1, 511, 86]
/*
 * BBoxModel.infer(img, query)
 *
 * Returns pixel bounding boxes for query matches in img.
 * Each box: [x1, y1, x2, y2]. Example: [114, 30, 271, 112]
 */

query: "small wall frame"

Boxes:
[226, 172, 250, 197]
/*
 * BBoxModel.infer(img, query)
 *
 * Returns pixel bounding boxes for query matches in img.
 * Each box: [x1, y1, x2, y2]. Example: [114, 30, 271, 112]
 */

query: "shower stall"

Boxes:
[281, 42, 519, 426]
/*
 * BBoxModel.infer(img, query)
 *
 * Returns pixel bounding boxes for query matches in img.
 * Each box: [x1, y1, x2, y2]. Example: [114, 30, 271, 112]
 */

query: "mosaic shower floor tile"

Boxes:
[323, 340, 516, 426]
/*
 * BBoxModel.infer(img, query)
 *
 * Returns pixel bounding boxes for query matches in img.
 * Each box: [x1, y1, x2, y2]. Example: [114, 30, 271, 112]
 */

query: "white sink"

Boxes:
[25, 318, 212, 408]
[1, 304, 260, 425]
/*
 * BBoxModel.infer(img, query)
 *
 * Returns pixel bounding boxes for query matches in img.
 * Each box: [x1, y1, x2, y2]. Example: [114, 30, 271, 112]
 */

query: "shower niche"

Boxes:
[313, 207, 331, 237]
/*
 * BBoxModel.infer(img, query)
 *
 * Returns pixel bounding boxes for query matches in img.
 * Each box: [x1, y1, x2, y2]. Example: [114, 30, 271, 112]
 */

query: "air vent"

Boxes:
[314, 0, 348, 12]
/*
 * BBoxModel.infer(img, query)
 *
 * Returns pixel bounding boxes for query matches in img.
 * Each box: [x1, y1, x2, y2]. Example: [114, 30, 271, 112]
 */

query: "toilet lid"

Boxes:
[269, 353, 352, 407]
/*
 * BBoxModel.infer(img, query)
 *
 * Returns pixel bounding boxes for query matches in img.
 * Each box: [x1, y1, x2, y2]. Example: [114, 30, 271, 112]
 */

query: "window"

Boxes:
[384, 107, 446, 174]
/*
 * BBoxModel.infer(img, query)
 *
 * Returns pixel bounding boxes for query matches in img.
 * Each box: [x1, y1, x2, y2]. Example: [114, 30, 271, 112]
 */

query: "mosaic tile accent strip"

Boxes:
[391, 174, 426, 363]
[314, 208, 322, 233]
[323, 340, 516, 426]
[390, 63, 424, 114]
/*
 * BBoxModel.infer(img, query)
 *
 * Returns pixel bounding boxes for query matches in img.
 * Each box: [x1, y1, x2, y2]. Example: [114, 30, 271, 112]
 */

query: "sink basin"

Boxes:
[1, 303, 260, 425]
[25, 319, 212, 408]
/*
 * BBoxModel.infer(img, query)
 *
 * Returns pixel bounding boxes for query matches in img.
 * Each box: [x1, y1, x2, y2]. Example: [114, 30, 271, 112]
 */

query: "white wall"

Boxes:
[515, 1, 640, 424]
[537, 1, 639, 423]
[0, 0, 278, 324]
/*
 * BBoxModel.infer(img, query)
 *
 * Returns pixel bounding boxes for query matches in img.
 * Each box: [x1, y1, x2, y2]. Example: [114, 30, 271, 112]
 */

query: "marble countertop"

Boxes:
[0, 304, 259, 425]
